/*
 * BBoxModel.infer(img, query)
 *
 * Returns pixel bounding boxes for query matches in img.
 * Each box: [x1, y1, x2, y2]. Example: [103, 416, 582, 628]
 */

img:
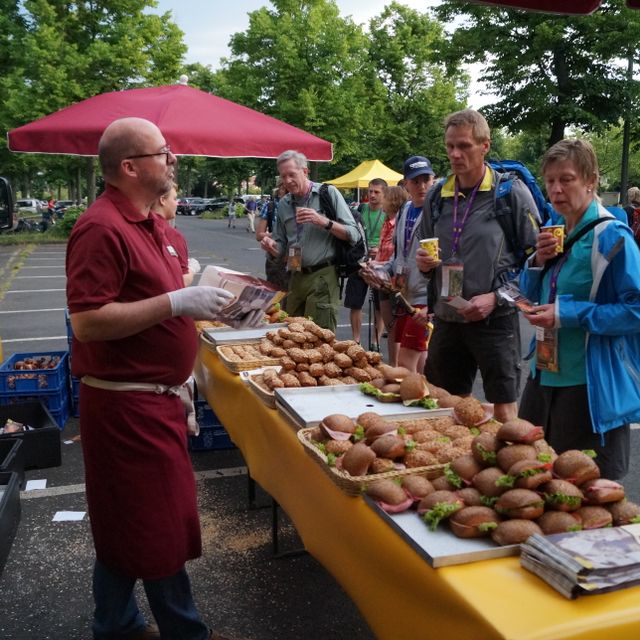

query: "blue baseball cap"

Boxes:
[403, 156, 435, 180]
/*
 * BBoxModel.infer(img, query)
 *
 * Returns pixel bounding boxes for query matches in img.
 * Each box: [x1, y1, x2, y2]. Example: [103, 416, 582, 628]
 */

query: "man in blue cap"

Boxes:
[362, 155, 435, 373]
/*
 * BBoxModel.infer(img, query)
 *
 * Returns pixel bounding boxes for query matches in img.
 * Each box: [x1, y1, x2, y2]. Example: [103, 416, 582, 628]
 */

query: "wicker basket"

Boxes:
[247, 373, 277, 409]
[297, 427, 444, 497]
[216, 345, 282, 373]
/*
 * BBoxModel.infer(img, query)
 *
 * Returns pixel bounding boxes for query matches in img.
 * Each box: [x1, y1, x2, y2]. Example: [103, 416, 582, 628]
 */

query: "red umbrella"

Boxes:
[7, 83, 333, 161]
[471, 0, 640, 12]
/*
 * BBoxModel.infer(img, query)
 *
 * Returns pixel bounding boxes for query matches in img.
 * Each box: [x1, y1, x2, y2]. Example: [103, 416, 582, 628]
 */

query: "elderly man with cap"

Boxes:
[363, 155, 435, 373]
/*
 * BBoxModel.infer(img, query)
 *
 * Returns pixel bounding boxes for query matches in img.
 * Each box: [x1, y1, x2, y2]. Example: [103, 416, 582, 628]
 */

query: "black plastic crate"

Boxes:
[0, 471, 21, 577]
[0, 402, 62, 469]
[0, 439, 25, 489]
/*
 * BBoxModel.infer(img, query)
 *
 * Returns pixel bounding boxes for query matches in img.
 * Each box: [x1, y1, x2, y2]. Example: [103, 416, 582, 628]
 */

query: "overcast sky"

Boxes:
[154, 1, 438, 68]
[153, 1, 489, 107]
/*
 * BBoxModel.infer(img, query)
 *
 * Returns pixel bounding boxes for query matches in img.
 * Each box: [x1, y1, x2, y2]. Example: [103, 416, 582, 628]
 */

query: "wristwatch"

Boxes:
[324, 219, 334, 231]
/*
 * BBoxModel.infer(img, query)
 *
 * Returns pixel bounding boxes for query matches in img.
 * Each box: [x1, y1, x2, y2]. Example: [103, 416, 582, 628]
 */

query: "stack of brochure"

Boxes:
[199, 265, 286, 327]
[520, 524, 640, 599]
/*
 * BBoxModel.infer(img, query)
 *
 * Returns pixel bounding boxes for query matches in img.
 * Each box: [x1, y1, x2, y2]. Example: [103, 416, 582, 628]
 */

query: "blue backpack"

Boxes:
[428, 159, 552, 267]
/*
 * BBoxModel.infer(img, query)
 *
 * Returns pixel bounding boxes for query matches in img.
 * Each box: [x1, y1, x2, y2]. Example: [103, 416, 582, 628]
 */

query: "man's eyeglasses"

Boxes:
[126, 146, 173, 164]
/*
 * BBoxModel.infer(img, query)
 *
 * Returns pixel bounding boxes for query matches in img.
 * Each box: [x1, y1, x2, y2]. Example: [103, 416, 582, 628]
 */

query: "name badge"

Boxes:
[166, 244, 178, 257]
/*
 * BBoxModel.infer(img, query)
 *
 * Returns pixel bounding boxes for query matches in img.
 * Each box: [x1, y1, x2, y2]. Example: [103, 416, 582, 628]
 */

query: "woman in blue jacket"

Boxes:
[518, 139, 640, 480]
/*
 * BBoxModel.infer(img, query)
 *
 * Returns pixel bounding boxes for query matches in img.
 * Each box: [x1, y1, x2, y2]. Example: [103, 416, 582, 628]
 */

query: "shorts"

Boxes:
[344, 274, 369, 310]
[395, 304, 428, 352]
[425, 312, 521, 404]
[519, 377, 630, 480]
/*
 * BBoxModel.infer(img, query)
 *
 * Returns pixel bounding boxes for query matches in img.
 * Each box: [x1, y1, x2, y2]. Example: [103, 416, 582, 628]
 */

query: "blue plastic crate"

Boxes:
[0, 384, 70, 414]
[70, 375, 80, 418]
[70, 375, 80, 398]
[48, 401, 70, 430]
[194, 400, 220, 427]
[188, 425, 235, 451]
[0, 351, 69, 393]
[65, 308, 74, 345]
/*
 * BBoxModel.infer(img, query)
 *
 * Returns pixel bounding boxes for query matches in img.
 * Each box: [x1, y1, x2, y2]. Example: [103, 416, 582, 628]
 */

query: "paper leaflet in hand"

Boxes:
[497, 282, 540, 314]
[199, 265, 286, 328]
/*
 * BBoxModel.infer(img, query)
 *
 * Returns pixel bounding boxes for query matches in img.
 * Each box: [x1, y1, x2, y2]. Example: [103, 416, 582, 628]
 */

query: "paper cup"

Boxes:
[546, 225, 565, 253]
[420, 237, 439, 260]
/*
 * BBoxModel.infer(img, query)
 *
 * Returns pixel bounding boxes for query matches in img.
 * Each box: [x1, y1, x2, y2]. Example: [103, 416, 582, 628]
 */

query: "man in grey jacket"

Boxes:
[416, 109, 539, 422]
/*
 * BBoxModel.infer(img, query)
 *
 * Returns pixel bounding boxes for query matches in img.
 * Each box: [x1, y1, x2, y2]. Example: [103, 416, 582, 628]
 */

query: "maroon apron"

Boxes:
[80, 385, 201, 580]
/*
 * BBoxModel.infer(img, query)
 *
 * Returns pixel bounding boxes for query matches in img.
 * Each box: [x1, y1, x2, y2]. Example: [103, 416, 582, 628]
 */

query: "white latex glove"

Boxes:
[187, 258, 201, 274]
[231, 308, 266, 329]
[167, 286, 234, 319]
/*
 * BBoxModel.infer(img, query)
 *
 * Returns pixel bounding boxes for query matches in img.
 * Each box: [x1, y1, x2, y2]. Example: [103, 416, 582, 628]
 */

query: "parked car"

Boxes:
[53, 200, 77, 217]
[16, 198, 43, 216]
[201, 197, 231, 211]
[177, 197, 207, 216]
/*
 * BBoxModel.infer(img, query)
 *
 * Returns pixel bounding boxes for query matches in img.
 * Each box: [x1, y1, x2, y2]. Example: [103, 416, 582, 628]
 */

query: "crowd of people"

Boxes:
[255, 108, 640, 481]
[64, 108, 640, 639]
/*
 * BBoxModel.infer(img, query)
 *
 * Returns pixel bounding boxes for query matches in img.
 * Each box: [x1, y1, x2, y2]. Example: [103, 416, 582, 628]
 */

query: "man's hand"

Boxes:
[167, 286, 234, 319]
[416, 247, 441, 273]
[458, 292, 497, 322]
[261, 235, 280, 257]
[359, 262, 390, 290]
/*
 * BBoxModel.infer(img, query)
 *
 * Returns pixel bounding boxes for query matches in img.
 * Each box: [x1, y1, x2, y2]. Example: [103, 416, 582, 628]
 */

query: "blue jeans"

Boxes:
[92, 560, 209, 639]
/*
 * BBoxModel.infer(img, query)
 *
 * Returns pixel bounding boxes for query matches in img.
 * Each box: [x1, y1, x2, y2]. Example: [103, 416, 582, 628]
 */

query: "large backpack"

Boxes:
[319, 183, 368, 280]
[427, 159, 550, 268]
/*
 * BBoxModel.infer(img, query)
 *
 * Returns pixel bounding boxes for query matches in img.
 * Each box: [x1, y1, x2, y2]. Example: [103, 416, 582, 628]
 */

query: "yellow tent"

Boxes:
[325, 159, 403, 189]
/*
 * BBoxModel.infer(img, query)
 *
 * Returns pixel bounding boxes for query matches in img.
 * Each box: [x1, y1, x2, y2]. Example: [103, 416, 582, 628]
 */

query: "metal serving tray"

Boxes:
[365, 496, 518, 568]
[274, 384, 453, 429]
[203, 323, 287, 346]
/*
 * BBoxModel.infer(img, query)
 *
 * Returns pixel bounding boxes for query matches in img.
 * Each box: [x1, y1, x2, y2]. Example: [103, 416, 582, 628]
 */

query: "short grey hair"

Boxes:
[277, 150, 308, 170]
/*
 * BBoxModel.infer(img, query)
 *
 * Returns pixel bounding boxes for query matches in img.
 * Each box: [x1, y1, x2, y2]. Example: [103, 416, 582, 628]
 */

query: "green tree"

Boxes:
[1, 1, 187, 197]
[434, 0, 640, 147]
[217, 0, 375, 172]
[366, 2, 465, 174]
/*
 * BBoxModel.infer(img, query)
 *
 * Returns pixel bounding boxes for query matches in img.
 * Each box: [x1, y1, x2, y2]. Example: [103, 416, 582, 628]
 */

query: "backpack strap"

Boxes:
[492, 171, 535, 267]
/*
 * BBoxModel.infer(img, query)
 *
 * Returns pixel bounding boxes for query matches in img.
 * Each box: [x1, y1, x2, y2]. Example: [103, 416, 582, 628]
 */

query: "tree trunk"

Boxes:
[86, 157, 96, 204]
[549, 44, 569, 147]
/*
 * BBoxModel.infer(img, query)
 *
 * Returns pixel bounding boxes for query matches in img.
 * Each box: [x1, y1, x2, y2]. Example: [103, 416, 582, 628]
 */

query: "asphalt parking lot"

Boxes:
[1, 218, 639, 640]
[0, 233, 374, 640]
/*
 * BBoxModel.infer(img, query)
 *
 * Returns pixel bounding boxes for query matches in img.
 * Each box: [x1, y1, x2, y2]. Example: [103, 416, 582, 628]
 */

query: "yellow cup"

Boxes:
[546, 225, 565, 253]
[420, 237, 439, 260]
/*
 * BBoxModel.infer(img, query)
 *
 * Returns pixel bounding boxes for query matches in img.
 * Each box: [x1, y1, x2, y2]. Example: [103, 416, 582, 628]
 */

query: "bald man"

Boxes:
[66, 118, 236, 640]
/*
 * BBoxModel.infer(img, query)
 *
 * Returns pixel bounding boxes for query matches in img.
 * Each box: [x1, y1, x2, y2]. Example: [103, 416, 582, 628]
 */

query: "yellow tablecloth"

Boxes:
[196, 341, 640, 640]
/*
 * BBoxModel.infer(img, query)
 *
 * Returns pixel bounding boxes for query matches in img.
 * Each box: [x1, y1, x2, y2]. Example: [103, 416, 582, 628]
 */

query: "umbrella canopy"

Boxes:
[324, 160, 403, 189]
[471, 0, 640, 13]
[7, 84, 332, 161]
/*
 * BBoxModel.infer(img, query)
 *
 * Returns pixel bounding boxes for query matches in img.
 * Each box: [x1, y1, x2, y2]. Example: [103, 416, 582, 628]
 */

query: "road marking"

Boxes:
[0, 307, 66, 314]
[20, 466, 248, 500]
[2, 335, 67, 343]
[4, 288, 66, 293]
[13, 275, 66, 279]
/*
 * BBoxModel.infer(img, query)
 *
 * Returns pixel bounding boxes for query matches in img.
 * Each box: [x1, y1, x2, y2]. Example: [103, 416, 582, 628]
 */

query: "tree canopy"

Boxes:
[435, 0, 640, 147]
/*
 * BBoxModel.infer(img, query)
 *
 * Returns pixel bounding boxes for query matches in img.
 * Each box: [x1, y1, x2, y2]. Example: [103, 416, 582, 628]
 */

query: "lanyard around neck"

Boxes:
[451, 173, 484, 256]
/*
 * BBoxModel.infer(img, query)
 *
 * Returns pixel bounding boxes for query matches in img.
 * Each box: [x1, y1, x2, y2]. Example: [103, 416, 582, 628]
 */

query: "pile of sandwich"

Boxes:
[365, 417, 640, 546]
[306, 397, 492, 476]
